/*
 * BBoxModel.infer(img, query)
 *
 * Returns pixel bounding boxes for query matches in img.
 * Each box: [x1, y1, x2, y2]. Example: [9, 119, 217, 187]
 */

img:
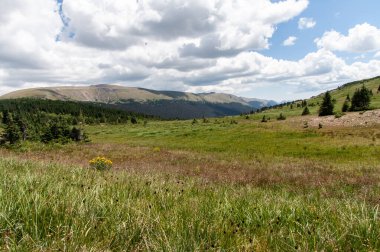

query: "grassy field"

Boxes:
[1, 108, 380, 250]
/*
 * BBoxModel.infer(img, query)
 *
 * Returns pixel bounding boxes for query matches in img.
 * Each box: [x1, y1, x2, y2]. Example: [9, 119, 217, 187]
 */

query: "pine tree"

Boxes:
[2, 118, 22, 144]
[1, 110, 10, 125]
[342, 100, 350, 112]
[346, 94, 350, 101]
[350, 85, 372, 111]
[14, 115, 28, 141]
[131, 117, 138, 124]
[301, 106, 310, 116]
[319, 92, 334, 116]
[70, 127, 82, 142]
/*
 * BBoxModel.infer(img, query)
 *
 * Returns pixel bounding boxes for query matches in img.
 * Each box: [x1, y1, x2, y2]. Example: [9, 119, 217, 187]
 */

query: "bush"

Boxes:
[334, 112, 345, 118]
[261, 115, 268, 123]
[89, 157, 113, 170]
[301, 106, 310, 116]
[277, 113, 286, 121]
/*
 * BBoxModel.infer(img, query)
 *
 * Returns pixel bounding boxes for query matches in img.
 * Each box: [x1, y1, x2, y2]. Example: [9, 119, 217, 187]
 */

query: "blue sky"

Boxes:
[1, 0, 380, 101]
[265, 0, 380, 62]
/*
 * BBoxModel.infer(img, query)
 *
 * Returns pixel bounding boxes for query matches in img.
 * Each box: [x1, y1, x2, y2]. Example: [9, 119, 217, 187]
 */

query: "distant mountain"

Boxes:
[242, 98, 278, 109]
[0, 85, 277, 119]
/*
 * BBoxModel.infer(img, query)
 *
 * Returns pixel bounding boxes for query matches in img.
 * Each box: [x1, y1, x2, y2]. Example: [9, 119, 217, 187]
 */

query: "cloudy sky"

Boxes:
[0, 0, 380, 101]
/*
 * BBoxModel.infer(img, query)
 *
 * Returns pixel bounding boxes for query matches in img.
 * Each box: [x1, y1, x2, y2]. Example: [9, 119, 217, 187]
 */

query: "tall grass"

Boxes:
[1, 158, 379, 251]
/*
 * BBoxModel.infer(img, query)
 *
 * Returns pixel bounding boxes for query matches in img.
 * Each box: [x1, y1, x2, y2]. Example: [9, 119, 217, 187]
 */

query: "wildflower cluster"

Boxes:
[89, 157, 113, 170]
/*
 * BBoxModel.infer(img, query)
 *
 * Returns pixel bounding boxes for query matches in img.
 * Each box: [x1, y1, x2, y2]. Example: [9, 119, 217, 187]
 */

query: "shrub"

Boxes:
[277, 113, 286, 120]
[261, 115, 268, 123]
[301, 106, 310, 116]
[335, 112, 345, 118]
[89, 157, 113, 170]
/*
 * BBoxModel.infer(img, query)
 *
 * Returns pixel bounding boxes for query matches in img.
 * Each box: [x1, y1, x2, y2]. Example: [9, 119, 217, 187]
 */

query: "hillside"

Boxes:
[0, 85, 276, 119]
[255, 76, 380, 119]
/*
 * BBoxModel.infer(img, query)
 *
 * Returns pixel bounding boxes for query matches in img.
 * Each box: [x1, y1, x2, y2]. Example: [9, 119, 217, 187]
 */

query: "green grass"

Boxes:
[86, 119, 380, 165]
[1, 158, 379, 251]
[1, 79, 380, 250]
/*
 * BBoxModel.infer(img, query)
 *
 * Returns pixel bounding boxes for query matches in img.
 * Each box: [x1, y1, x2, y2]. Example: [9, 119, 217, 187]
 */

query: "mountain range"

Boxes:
[0, 85, 277, 119]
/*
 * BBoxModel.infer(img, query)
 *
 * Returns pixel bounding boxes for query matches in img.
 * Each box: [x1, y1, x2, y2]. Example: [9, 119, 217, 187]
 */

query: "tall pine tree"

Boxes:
[350, 85, 372, 111]
[319, 92, 334, 116]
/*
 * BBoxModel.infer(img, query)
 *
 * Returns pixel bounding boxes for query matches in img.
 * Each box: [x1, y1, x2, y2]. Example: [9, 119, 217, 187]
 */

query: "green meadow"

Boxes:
[1, 112, 380, 251]
[1, 78, 380, 251]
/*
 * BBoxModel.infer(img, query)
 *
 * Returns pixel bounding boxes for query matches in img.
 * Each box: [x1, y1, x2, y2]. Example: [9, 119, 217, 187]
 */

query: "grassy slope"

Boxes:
[253, 76, 380, 120]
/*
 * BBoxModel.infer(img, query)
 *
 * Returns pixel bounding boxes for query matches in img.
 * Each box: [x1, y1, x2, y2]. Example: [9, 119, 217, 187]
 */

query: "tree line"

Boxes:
[0, 98, 153, 145]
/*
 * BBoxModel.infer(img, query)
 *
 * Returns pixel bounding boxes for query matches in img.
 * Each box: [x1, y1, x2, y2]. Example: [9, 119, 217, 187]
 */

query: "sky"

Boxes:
[0, 0, 380, 101]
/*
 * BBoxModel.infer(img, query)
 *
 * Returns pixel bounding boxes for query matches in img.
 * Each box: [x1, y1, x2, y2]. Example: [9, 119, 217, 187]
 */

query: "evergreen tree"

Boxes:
[14, 114, 28, 141]
[301, 106, 310, 116]
[131, 116, 138, 124]
[319, 92, 334, 116]
[345, 94, 350, 101]
[378, 84, 380, 93]
[350, 85, 372, 111]
[41, 117, 71, 143]
[70, 127, 82, 142]
[342, 100, 350, 112]
[1, 110, 10, 125]
[2, 118, 21, 144]
[261, 115, 267, 122]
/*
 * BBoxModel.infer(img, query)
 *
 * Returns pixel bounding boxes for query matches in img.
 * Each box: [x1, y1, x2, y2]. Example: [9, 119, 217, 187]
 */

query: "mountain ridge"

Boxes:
[0, 85, 277, 119]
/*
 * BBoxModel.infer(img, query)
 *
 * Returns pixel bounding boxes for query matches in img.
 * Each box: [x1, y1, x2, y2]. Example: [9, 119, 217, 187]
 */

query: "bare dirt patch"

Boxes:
[303, 109, 380, 128]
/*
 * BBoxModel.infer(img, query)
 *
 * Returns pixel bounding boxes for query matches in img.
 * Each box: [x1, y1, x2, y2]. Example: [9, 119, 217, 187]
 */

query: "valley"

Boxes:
[0, 77, 379, 250]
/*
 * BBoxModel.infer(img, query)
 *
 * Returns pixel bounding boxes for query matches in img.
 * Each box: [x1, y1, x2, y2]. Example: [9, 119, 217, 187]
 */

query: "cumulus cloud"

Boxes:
[315, 23, 380, 53]
[1, 0, 380, 101]
[298, 17, 316, 29]
[283, 36, 297, 46]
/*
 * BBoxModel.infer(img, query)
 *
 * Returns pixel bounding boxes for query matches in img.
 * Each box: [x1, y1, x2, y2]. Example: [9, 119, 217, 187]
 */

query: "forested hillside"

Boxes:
[0, 99, 152, 145]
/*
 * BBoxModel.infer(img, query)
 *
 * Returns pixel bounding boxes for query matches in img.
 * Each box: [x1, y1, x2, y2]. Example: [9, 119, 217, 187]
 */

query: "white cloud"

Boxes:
[1, 0, 380, 100]
[283, 36, 297, 46]
[375, 51, 380, 58]
[298, 17, 316, 29]
[315, 23, 380, 53]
